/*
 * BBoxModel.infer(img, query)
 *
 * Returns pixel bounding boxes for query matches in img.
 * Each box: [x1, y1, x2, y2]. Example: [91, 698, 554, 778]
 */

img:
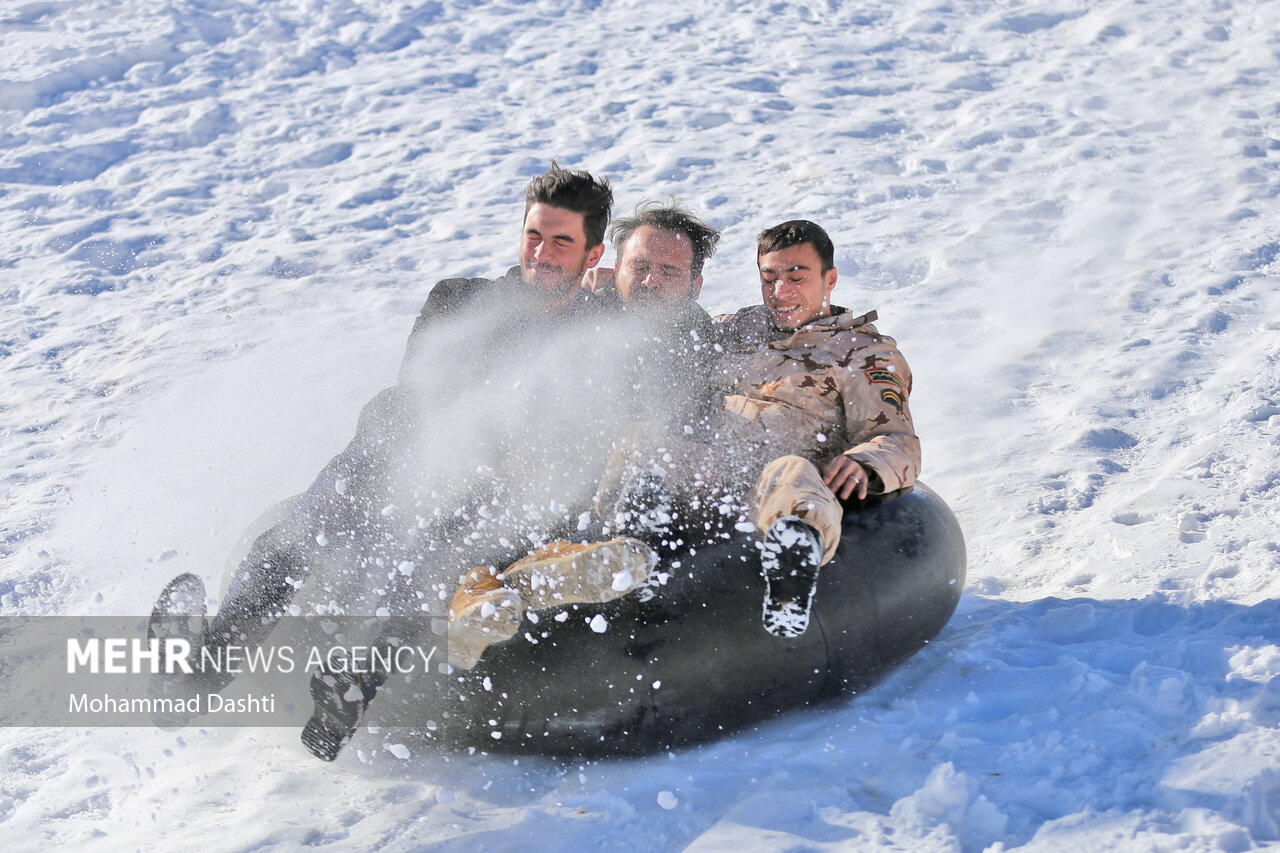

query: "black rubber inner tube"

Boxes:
[423, 481, 966, 757]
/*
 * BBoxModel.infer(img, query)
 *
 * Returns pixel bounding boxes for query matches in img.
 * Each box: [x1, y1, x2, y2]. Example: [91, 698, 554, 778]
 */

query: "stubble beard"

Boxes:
[525, 259, 587, 308]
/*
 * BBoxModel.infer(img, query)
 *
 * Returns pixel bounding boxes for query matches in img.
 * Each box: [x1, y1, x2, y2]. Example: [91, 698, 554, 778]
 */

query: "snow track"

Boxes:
[3, 0, 1280, 849]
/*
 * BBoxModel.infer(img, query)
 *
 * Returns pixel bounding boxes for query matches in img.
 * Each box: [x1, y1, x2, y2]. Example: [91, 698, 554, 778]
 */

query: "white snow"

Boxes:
[3, 0, 1280, 850]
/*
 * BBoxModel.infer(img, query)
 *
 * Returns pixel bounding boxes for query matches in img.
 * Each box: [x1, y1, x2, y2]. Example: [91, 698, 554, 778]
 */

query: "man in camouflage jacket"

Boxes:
[597, 219, 920, 639]
[716, 218, 920, 637]
[714, 302, 920, 558]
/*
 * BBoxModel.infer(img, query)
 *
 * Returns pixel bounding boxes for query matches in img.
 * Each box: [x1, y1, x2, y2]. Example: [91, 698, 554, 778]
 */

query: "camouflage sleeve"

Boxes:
[838, 339, 921, 494]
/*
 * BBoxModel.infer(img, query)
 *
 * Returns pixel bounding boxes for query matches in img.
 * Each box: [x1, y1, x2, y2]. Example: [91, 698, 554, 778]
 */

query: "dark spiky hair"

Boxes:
[523, 161, 613, 248]
[756, 219, 835, 272]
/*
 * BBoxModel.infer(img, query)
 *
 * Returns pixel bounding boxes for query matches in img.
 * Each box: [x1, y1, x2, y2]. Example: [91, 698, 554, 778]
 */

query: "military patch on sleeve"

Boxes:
[865, 367, 906, 390]
[880, 388, 904, 412]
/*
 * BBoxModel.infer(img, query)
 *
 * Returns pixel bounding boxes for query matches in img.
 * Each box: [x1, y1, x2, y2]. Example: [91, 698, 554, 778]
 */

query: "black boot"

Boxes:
[147, 573, 215, 730]
[759, 517, 824, 638]
[301, 662, 380, 762]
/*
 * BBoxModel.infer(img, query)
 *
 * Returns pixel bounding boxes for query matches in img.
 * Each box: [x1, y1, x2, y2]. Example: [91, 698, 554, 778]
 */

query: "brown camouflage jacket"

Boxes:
[713, 305, 921, 494]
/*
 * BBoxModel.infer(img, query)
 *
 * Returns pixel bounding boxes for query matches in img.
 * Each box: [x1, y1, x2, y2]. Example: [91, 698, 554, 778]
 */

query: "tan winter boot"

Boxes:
[446, 567, 524, 670]
[499, 538, 657, 611]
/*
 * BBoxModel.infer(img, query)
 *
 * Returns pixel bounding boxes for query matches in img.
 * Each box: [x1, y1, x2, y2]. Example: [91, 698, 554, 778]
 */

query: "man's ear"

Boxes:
[824, 267, 838, 299]
[586, 243, 605, 269]
[689, 275, 704, 300]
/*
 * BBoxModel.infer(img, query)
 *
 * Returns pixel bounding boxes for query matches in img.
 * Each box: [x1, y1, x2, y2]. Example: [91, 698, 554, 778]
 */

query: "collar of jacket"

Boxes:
[791, 306, 878, 332]
[504, 265, 617, 320]
[739, 304, 879, 340]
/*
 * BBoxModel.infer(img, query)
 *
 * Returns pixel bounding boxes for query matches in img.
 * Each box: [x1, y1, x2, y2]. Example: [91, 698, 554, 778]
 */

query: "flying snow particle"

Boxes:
[589, 614, 608, 633]
[384, 743, 411, 759]
[334, 478, 347, 495]
[657, 791, 678, 809]
[315, 532, 329, 546]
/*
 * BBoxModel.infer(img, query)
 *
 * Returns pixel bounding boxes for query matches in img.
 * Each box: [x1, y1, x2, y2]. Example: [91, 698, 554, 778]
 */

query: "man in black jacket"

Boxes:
[147, 164, 614, 726]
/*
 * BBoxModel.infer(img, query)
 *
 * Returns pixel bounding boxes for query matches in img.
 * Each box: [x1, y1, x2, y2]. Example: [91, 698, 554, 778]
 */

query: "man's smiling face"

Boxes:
[758, 241, 837, 330]
[519, 202, 604, 300]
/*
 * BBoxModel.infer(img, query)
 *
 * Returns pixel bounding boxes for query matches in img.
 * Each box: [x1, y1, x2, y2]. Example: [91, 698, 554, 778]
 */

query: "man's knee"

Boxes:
[758, 454, 819, 484]
[750, 456, 843, 564]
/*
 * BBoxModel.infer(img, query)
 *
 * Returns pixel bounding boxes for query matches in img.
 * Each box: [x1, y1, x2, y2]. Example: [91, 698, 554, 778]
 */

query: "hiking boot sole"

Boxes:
[446, 586, 523, 670]
[501, 538, 656, 611]
[760, 519, 824, 639]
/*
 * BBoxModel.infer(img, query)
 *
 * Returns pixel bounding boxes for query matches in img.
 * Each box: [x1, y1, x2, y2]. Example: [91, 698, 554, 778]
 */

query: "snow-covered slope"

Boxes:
[3, 0, 1279, 849]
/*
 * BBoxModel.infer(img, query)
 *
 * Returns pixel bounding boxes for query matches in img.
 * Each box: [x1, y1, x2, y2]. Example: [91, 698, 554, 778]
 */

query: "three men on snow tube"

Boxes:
[148, 164, 924, 760]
